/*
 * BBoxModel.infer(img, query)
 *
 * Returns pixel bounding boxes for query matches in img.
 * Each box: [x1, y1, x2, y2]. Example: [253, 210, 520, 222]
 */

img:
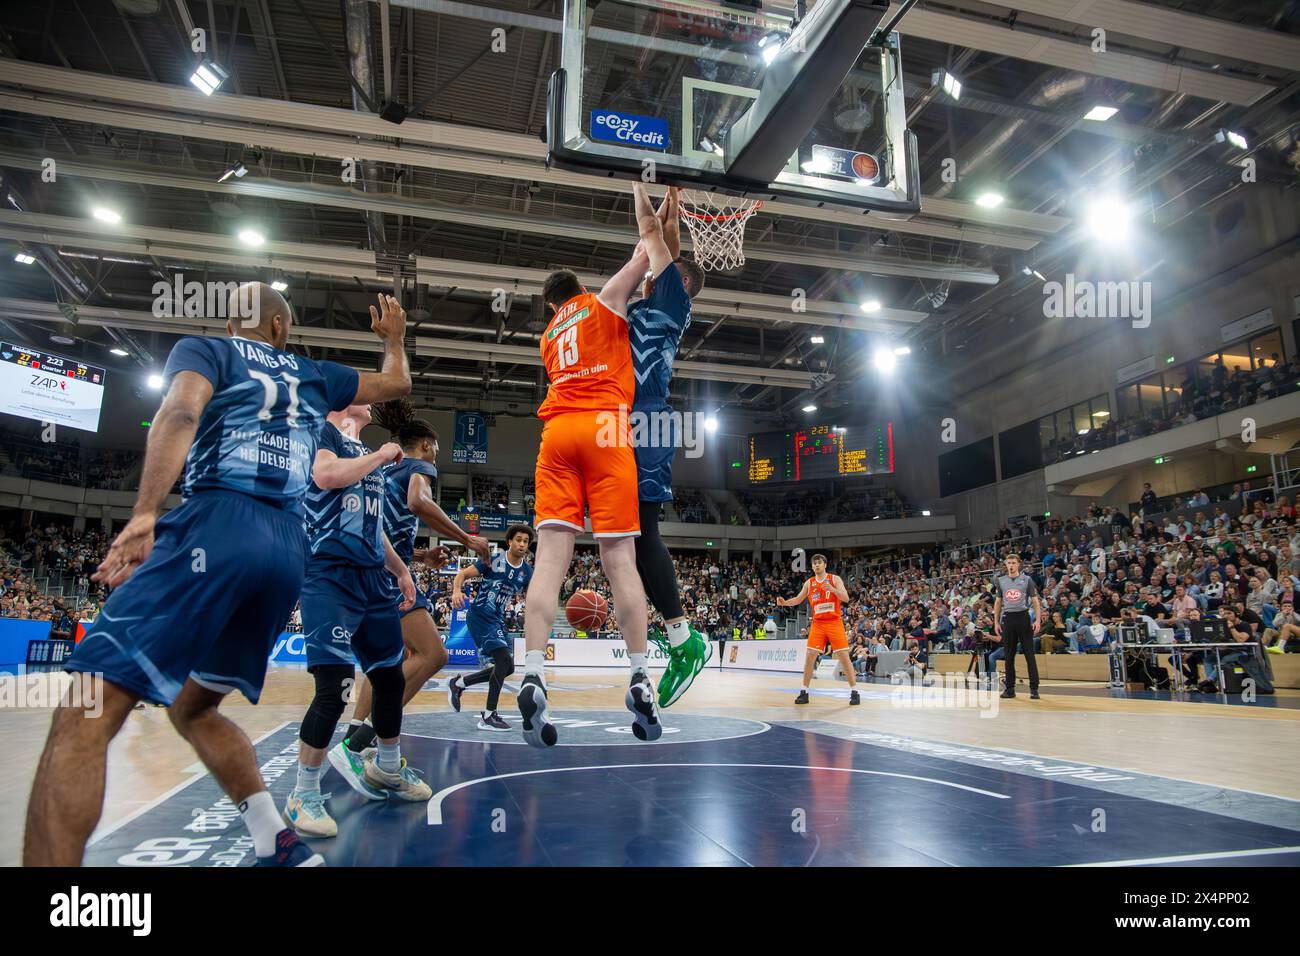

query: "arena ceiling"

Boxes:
[0, 0, 1296, 425]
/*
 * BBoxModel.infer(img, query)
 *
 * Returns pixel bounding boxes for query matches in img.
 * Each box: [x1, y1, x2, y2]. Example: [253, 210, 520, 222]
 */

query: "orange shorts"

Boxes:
[534, 410, 640, 538]
[808, 619, 849, 653]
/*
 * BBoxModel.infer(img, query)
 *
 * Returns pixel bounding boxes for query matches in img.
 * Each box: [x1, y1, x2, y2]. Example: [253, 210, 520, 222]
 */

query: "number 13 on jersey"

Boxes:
[556, 326, 579, 370]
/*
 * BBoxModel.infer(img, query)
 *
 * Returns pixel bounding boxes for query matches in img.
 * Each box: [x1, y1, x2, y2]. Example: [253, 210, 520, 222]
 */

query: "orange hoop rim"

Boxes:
[680, 199, 763, 223]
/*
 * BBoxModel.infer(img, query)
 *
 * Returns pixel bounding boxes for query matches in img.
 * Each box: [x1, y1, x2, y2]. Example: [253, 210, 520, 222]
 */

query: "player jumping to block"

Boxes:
[621, 186, 712, 708]
[329, 398, 490, 772]
[447, 524, 535, 731]
[777, 553, 861, 706]
[518, 181, 672, 748]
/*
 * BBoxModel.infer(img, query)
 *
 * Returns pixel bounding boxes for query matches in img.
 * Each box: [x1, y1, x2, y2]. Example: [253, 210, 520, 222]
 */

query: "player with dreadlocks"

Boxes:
[326, 398, 491, 797]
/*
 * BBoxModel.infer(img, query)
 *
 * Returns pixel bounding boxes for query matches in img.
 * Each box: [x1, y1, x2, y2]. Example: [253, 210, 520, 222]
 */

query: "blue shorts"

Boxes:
[634, 401, 677, 503]
[66, 490, 306, 706]
[466, 608, 511, 656]
[387, 572, 432, 619]
[301, 563, 403, 673]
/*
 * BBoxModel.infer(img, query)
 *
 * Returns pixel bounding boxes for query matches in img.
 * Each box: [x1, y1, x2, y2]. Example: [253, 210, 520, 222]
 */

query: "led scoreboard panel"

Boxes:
[747, 423, 894, 485]
[0, 343, 106, 432]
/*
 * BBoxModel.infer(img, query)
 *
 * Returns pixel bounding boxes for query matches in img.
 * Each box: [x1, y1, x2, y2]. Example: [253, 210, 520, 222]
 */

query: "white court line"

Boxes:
[1067, 845, 1300, 867]
[790, 721, 1300, 807]
[426, 762, 1008, 825]
[403, 717, 772, 747]
[88, 720, 291, 846]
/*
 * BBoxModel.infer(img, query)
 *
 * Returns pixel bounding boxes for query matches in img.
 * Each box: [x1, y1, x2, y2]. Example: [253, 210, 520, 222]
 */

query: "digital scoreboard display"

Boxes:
[747, 422, 894, 485]
[0, 343, 107, 432]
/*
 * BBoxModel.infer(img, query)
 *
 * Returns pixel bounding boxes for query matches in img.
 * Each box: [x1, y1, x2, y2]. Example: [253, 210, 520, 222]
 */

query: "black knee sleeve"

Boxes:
[490, 646, 514, 680]
[635, 500, 685, 620]
[300, 665, 353, 749]
[367, 663, 406, 740]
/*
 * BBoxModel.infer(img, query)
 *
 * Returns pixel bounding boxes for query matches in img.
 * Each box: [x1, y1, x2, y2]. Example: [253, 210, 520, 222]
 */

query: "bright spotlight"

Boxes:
[704, 416, 718, 433]
[217, 162, 248, 183]
[13, 252, 35, 264]
[1084, 196, 1132, 241]
[1215, 129, 1248, 150]
[758, 32, 784, 66]
[110, 347, 129, 357]
[872, 348, 896, 373]
[802, 404, 817, 413]
[893, 346, 911, 356]
[146, 374, 164, 390]
[189, 60, 230, 96]
[238, 228, 265, 247]
[974, 192, 1004, 208]
[92, 206, 122, 224]
[810, 335, 825, 344]
[271, 280, 289, 292]
[932, 69, 962, 100]
[1083, 105, 1119, 122]
[922, 510, 931, 517]
[860, 300, 882, 313]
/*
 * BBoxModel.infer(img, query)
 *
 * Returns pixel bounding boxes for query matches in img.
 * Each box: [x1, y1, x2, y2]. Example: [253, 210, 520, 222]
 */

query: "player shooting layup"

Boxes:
[25, 286, 411, 866]
[777, 553, 861, 705]
[517, 182, 673, 749]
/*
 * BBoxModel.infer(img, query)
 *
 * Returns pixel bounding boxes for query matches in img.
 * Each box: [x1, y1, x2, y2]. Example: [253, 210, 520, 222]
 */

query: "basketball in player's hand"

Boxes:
[566, 589, 608, 631]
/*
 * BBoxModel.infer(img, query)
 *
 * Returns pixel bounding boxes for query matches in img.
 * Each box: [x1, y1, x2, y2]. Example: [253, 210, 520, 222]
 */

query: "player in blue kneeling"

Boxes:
[284, 402, 435, 837]
[24, 286, 412, 866]
[447, 524, 534, 731]
[330, 398, 489, 768]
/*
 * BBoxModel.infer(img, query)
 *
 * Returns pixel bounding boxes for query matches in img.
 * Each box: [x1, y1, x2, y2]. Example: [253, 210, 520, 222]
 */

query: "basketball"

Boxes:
[565, 589, 608, 631]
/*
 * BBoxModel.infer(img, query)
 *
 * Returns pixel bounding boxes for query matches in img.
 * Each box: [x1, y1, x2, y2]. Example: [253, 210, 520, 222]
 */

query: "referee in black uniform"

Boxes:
[993, 554, 1041, 700]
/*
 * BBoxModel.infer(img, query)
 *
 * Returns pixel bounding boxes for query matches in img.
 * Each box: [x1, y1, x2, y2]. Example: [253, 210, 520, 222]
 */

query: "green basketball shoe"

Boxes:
[648, 628, 671, 656]
[656, 627, 712, 708]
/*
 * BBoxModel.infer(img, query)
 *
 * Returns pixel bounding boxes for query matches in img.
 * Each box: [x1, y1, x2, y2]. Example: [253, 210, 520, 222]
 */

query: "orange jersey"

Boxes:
[537, 292, 635, 420]
[807, 575, 843, 621]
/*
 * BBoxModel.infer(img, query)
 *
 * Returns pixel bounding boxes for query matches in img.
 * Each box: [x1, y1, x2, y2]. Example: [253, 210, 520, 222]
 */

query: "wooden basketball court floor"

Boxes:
[3, 664, 1299, 867]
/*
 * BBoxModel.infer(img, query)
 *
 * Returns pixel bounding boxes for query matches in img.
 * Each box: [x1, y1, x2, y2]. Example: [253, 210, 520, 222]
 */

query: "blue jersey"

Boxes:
[469, 551, 533, 618]
[303, 423, 386, 568]
[628, 262, 691, 408]
[164, 336, 358, 513]
[383, 458, 438, 565]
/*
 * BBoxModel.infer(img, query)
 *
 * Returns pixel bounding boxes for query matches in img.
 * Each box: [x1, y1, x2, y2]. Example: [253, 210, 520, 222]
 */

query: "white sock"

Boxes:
[294, 761, 321, 794]
[239, 790, 283, 858]
[802, 684, 810, 691]
[629, 652, 648, 675]
[666, 619, 691, 648]
[525, 649, 546, 679]
[377, 739, 401, 774]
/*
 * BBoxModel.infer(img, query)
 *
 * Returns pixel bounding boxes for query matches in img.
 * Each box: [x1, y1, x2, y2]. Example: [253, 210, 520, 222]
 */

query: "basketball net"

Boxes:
[680, 189, 763, 272]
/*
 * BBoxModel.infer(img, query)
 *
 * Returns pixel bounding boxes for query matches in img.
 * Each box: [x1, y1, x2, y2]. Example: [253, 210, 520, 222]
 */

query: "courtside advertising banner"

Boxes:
[720, 638, 806, 673]
[511, 638, 724, 669]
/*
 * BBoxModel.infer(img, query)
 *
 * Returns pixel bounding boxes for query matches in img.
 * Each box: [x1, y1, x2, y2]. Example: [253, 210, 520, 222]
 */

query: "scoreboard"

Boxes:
[747, 422, 894, 485]
[0, 342, 107, 432]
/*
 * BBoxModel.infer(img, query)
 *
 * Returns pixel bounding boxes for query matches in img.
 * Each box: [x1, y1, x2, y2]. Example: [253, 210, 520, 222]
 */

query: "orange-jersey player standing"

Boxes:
[518, 181, 669, 750]
[777, 553, 860, 705]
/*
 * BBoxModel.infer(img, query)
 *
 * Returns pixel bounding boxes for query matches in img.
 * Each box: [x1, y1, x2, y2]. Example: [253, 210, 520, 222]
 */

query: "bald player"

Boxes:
[24, 284, 412, 867]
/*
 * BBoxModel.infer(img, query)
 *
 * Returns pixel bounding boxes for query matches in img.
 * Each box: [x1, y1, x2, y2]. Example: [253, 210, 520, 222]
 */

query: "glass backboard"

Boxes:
[546, 0, 920, 217]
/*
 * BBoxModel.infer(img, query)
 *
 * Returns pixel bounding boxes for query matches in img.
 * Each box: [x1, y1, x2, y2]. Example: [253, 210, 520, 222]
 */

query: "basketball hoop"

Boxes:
[679, 189, 763, 272]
